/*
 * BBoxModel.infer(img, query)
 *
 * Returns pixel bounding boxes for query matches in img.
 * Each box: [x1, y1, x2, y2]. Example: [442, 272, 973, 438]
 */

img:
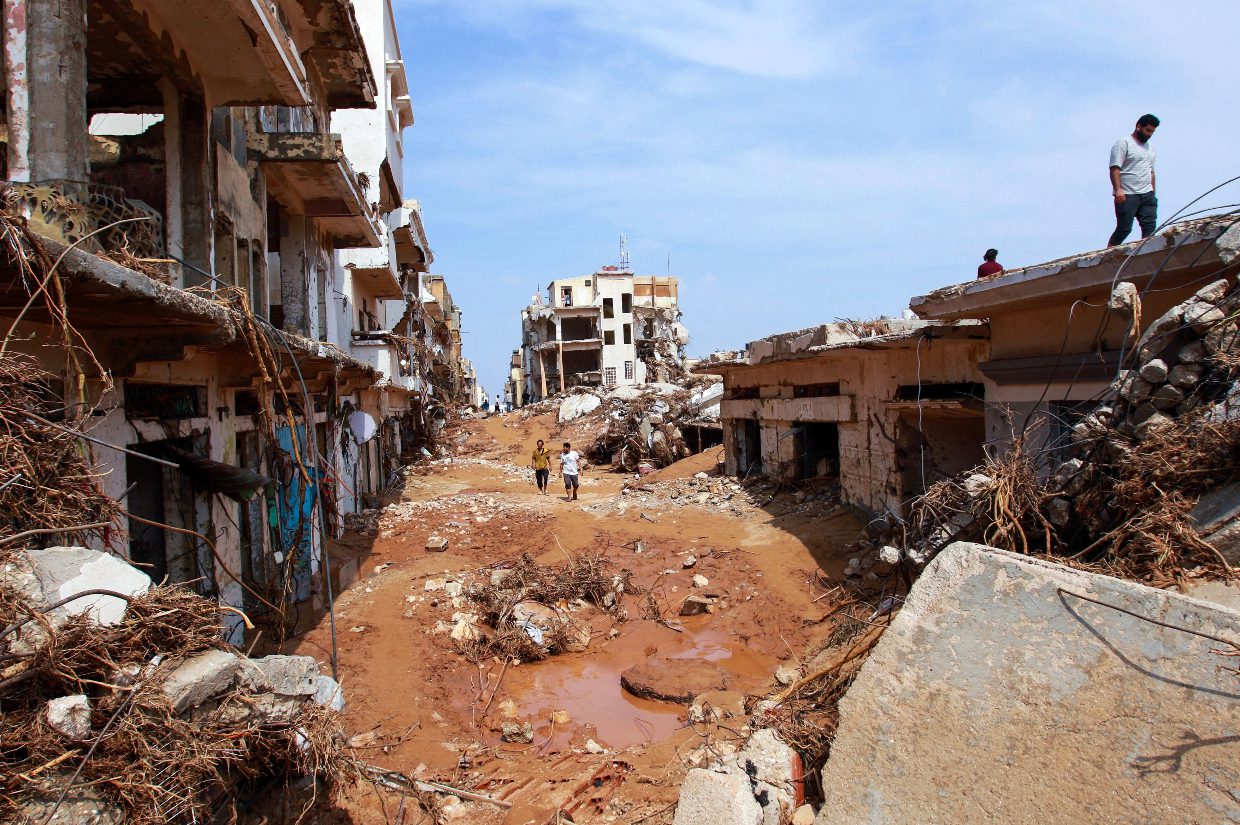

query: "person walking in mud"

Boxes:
[530, 439, 551, 495]
[559, 441, 585, 501]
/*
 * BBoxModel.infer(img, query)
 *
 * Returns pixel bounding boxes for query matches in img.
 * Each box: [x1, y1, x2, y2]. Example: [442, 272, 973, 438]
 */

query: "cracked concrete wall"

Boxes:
[816, 542, 1240, 825]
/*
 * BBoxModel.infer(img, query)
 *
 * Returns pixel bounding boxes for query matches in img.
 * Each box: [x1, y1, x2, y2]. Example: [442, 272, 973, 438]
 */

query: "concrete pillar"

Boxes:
[2, 0, 31, 181]
[160, 79, 184, 263]
[25, 0, 88, 181]
[539, 349, 548, 400]
[280, 216, 309, 334]
[178, 96, 213, 289]
[557, 343, 565, 394]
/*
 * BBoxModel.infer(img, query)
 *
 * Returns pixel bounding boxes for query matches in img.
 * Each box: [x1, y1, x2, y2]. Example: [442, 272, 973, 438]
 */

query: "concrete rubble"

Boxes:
[813, 541, 1240, 824]
[1, 546, 348, 822]
[519, 377, 725, 472]
[673, 728, 801, 825]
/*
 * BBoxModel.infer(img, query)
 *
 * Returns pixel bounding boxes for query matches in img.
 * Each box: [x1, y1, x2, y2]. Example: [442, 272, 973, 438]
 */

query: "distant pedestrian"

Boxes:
[495, 393, 503, 413]
[481, 397, 490, 412]
[1108, 114, 1159, 246]
[531, 439, 551, 495]
[559, 441, 584, 501]
[977, 249, 1003, 279]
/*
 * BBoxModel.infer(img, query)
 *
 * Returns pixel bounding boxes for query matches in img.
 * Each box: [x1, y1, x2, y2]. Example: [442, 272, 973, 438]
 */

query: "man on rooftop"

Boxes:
[1108, 114, 1159, 247]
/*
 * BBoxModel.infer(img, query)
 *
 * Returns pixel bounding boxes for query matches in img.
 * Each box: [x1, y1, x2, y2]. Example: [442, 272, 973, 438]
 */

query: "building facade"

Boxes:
[701, 321, 990, 517]
[517, 266, 687, 403]
[0, 0, 468, 639]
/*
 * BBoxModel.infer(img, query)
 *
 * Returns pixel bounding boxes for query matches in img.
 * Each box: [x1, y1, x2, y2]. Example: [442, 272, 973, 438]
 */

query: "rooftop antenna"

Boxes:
[619, 233, 630, 270]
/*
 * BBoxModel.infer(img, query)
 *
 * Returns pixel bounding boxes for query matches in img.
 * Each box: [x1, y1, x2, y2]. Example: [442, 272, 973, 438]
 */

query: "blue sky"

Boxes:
[392, 1, 1239, 398]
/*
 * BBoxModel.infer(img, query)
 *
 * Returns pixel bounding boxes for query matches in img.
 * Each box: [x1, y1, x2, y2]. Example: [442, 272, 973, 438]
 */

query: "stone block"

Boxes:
[426, 535, 449, 552]
[162, 650, 242, 713]
[1168, 363, 1201, 388]
[313, 675, 346, 711]
[1138, 358, 1168, 383]
[814, 542, 1240, 825]
[680, 595, 714, 616]
[249, 655, 319, 696]
[46, 694, 91, 741]
[7, 545, 151, 629]
[673, 769, 762, 825]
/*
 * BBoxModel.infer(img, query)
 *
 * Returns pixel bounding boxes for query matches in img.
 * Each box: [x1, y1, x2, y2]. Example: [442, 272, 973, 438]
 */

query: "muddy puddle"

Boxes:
[502, 618, 778, 749]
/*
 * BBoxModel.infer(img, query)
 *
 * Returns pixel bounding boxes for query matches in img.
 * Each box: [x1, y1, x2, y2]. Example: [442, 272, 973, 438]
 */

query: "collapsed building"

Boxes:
[515, 265, 689, 404]
[697, 319, 989, 516]
[0, 0, 474, 635]
[702, 214, 1240, 519]
[672, 215, 1240, 824]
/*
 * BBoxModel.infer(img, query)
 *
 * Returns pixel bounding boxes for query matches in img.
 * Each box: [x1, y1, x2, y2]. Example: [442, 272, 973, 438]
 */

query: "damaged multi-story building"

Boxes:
[698, 320, 990, 516]
[516, 264, 688, 404]
[0, 0, 471, 638]
[703, 215, 1240, 520]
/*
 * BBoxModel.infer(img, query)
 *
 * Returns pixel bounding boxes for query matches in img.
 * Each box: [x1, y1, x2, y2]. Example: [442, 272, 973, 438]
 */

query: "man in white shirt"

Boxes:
[1108, 114, 1159, 247]
[559, 441, 585, 501]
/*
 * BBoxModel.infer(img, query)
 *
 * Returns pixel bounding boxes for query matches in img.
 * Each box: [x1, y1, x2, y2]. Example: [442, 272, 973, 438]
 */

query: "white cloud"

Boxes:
[405, 0, 858, 78]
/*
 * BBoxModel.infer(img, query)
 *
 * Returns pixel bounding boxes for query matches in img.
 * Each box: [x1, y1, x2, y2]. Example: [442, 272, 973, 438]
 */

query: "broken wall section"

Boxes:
[815, 541, 1240, 825]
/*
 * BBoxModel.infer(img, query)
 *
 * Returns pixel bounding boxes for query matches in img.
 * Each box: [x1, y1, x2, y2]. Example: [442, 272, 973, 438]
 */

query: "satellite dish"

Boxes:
[348, 410, 378, 443]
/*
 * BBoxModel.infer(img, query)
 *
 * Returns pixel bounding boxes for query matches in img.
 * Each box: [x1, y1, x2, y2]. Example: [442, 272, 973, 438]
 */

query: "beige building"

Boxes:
[517, 266, 687, 403]
[698, 321, 990, 517]
[911, 215, 1239, 465]
[0, 0, 467, 638]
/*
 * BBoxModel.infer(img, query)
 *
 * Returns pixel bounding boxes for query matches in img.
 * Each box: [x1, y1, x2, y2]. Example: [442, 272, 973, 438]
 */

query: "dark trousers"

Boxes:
[535, 468, 549, 490]
[1109, 191, 1157, 246]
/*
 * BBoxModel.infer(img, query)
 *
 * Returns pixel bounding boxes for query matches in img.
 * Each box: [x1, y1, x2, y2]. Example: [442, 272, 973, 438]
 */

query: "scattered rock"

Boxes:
[585, 739, 606, 754]
[501, 721, 534, 743]
[774, 663, 800, 686]
[425, 535, 449, 552]
[692, 574, 709, 588]
[1046, 497, 1072, 528]
[1151, 384, 1185, 411]
[558, 393, 602, 423]
[1138, 359, 1168, 384]
[248, 655, 318, 697]
[683, 555, 698, 568]
[672, 768, 763, 825]
[162, 650, 242, 713]
[792, 804, 815, 825]
[46, 695, 91, 741]
[680, 595, 714, 616]
[621, 659, 729, 703]
[1168, 363, 1202, 388]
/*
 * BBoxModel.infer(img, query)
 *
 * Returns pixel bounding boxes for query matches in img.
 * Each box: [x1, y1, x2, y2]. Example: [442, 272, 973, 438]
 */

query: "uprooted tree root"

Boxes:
[754, 597, 892, 801]
[456, 552, 634, 662]
[0, 583, 360, 824]
[1068, 412, 1240, 584]
[0, 352, 121, 558]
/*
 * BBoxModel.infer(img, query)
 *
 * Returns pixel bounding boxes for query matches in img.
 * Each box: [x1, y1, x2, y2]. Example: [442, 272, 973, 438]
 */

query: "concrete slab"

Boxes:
[816, 541, 1240, 825]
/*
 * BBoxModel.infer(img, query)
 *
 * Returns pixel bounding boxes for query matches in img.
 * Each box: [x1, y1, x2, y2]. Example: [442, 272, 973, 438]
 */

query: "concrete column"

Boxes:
[179, 96, 214, 288]
[25, 0, 88, 180]
[539, 349, 548, 399]
[280, 216, 309, 334]
[3, 0, 31, 181]
[557, 343, 565, 394]
[160, 79, 184, 263]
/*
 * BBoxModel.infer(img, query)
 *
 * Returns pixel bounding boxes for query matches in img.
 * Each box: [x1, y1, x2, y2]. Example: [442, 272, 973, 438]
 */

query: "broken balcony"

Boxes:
[9, 179, 168, 277]
[92, 0, 317, 108]
[248, 120, 380, 249]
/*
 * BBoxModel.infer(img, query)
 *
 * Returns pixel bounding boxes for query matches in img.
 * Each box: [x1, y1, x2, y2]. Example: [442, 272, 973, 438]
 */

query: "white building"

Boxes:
[518, 266, 687, 402]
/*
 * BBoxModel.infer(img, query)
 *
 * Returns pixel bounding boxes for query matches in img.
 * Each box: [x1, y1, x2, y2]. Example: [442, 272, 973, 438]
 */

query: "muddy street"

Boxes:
[287, 411, 858, 823]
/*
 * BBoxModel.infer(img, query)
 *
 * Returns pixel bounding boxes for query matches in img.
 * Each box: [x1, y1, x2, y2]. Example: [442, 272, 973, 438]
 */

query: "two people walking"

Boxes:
[530, 439, 585, 500]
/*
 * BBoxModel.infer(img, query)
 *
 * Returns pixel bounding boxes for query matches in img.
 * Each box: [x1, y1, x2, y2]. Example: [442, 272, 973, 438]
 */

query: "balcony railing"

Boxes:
[11, 179, 166, 261]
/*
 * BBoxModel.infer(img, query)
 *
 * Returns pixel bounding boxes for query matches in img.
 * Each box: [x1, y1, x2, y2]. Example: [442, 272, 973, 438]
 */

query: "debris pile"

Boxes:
[455, 553, 632, 662]
[518, 378, 724, 471]
[0, 545, 352, 824]
[849, 278, 1240, 587]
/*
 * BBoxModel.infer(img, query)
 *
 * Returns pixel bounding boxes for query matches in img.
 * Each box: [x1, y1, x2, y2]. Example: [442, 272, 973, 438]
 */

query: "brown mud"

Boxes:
[280, 411, 860, 824]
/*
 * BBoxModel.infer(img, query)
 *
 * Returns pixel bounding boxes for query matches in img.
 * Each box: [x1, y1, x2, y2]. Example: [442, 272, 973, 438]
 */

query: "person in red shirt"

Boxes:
[977, 248, 1003, 279]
